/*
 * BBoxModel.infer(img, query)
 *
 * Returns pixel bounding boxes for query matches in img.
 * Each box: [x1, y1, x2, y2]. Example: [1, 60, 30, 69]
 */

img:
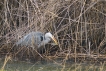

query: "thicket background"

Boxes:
[0, 0, 106, 62]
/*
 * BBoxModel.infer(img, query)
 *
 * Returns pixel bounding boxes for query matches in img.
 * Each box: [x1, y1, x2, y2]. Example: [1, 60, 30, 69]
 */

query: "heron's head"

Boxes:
[45, 32, 58, 45]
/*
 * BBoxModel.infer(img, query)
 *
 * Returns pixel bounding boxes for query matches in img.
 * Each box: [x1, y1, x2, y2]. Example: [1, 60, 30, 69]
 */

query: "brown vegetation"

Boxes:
[0, 0, 106, 63]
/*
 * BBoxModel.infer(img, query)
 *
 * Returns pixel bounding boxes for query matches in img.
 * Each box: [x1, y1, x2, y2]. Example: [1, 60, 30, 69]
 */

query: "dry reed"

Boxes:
[0, 0, 106, 70]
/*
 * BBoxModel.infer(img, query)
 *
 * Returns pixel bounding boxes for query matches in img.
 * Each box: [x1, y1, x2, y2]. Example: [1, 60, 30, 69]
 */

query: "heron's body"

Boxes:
[16, 32, 57, 48]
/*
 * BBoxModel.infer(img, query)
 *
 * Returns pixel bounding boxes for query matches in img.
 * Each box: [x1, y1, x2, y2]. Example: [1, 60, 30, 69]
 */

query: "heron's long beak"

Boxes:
[51, 36, 58, 45]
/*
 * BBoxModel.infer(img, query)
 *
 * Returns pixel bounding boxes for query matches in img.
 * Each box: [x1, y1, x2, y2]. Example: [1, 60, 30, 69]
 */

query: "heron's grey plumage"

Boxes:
[16, 32, 54, 48]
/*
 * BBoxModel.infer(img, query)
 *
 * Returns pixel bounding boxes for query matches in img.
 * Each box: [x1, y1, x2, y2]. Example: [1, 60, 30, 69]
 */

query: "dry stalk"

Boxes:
[1, 55, 11, 71]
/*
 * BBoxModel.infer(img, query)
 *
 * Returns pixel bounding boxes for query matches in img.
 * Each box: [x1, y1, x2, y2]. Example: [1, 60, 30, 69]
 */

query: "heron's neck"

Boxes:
[38, 37, 51, 48]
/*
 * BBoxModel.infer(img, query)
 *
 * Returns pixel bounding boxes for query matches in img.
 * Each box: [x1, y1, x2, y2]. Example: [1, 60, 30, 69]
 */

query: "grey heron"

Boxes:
[16, 32, 58, 48]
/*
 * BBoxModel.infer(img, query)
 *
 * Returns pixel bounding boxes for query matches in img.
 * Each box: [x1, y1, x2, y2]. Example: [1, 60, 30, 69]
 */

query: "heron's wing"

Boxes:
[16, 32, 44, 47]
[33, 32, 44, 46]
[16, 33, 32, 46]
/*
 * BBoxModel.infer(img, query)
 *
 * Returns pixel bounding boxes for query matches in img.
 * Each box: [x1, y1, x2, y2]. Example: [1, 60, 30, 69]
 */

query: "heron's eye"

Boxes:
[40, 36, 43, 41]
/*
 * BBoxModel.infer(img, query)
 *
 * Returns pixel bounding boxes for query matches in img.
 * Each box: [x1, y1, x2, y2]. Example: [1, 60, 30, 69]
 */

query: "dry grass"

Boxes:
[1, 55, 11, 71]
[0, 0, 106, 69]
